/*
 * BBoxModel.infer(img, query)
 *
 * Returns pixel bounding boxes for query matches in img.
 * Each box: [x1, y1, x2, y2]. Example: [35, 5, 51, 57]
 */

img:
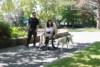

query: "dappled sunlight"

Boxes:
[1, 32, 100, 67]
[71, 63, 92, 67]
[90, 55, 100, 59]
[0, 44, 80, 67]
[0, 42, 91, 67]
[0, 0, 100, 67]
[45, 42, 100, 67]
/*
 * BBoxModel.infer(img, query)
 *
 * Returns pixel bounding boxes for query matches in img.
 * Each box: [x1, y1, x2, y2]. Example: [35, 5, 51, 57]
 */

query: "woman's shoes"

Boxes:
[40, 45, 45, 49]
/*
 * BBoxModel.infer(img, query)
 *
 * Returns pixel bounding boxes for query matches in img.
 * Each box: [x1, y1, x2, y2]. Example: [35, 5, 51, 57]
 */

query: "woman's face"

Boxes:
[48, 21, 52, 26]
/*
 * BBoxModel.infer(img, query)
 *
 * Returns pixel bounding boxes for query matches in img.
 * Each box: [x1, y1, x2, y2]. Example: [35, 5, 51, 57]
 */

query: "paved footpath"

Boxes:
[0, 32, 100, 67]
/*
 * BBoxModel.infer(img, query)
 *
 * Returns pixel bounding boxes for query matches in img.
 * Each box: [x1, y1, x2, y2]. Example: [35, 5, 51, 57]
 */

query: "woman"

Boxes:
[39, 20, 57, 49]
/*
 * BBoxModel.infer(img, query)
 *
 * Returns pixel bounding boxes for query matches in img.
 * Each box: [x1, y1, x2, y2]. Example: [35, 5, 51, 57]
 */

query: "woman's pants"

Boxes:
[45, 31, 55, 48]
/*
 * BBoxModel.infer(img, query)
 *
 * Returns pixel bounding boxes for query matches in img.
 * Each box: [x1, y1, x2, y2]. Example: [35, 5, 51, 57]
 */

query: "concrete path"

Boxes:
[0, 32, 100, 67]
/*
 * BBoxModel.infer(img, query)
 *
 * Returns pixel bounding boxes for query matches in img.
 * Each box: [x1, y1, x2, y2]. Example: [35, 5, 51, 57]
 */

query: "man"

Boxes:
[25, 12, 39, 47]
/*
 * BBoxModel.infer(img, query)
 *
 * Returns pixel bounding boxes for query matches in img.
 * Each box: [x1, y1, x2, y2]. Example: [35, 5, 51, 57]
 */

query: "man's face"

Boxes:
[32, 13, 36, 18]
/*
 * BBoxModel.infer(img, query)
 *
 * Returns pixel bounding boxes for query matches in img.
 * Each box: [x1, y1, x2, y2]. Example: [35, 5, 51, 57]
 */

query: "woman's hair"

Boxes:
[46, 20, 53, 28]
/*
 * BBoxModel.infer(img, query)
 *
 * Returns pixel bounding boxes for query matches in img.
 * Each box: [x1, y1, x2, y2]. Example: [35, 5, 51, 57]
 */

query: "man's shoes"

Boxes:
[33, 44, 36, 47]
[40, 45, 45, 49]
[53, 47, 57, 49]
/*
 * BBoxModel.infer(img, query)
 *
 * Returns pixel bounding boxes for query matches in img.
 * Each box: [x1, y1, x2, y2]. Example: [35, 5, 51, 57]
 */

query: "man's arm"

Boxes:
[26, 19, 30, 31]
[36, 19, 39, 32]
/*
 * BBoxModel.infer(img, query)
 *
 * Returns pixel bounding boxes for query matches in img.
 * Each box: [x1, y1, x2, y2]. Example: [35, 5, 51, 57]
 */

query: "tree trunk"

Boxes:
[96, 1, 100, 29]
[97, 17, 100, 29]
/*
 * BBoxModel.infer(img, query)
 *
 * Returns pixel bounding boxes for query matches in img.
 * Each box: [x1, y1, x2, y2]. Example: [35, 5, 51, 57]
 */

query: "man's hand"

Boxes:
[53, 35, 56, 38]
[35, 29, 38, 32]
[25, 26, 29, 31]
[36, 25, 39, 32]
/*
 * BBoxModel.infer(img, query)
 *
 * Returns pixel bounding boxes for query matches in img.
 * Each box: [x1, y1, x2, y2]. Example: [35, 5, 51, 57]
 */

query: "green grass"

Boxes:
[44, 42, 100, 67]
[65, 27, 100, 32]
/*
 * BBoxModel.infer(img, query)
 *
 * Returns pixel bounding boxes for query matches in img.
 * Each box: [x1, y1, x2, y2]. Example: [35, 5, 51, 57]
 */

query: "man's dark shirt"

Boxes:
[28, 17, 39, 30]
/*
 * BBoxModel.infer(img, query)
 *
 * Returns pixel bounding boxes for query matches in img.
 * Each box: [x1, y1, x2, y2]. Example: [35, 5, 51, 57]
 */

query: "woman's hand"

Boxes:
[50, 32, 53, 36]
[35, 29, 37, 32]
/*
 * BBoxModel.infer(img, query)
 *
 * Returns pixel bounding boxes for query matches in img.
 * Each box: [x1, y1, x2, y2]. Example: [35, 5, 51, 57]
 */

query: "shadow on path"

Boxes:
[0, 42, 91, 67]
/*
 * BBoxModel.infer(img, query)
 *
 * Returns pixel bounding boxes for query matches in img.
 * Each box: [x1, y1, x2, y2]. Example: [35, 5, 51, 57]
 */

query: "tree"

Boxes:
[0, 12, 4, 22]
[1, 0, 18, 26]
[92, 0, 100, 29]
[78, 0, 100, 29]
[19, 0, 36, 19]
[61, 2, 80, 27]
[1, 0, 14, 12]
[38, 0, 66, 23]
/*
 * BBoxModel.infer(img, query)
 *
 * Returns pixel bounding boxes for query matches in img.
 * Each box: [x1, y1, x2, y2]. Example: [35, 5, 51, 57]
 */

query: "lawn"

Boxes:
[44, 42, 100, 67]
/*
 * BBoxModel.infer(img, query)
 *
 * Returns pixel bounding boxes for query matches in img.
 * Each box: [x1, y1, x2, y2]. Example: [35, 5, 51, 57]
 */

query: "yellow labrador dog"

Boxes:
[57, 34, 73, 49]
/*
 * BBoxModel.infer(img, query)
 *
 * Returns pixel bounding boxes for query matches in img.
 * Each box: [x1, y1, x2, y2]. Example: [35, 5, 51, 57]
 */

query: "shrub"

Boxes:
[11, 27, 26, 37]
[0, 12, 4, 22]
[61, 4, 96, 28]
[0, 21, 12, 39]
[0, 21, 12, 48]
